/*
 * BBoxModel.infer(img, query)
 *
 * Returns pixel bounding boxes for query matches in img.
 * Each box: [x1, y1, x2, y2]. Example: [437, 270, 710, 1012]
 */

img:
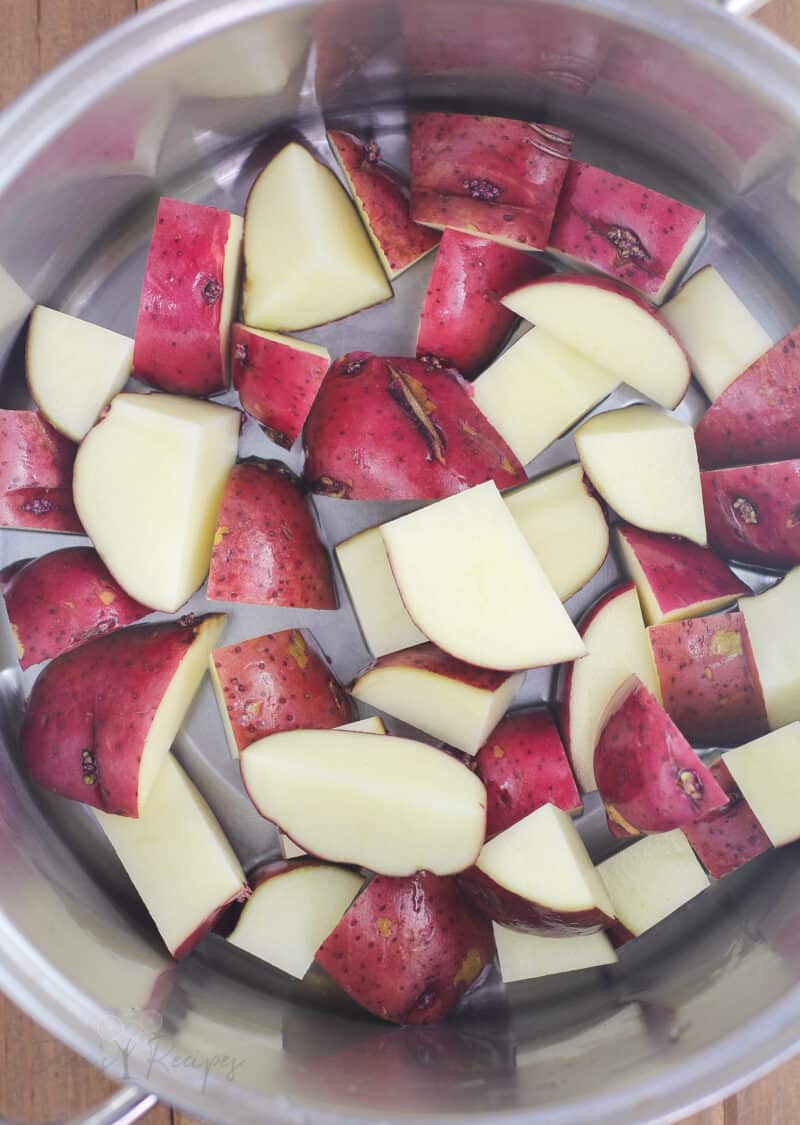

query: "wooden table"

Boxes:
[1, 0, 799, 1121]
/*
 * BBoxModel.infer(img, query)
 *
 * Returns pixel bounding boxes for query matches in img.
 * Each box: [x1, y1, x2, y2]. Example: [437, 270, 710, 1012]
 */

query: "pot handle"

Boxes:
[0, 1085, 158, 1125]
[719, 0, 771, 15]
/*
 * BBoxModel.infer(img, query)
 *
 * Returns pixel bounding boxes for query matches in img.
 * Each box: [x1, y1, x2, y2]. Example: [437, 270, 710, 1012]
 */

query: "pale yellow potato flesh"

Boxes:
[740, 567, 800, 730]
[494, 924, 617, 984]
[723, 723, 800, 847]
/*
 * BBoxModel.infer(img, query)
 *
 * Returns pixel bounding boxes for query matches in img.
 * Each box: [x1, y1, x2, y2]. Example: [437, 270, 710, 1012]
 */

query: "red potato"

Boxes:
[682, 759, 771, 879]
[0, 410, 82, 533]
[594, 676, 729, 837]
[547, 160, 705, 304]
[701, 460, 800, 568]
[209, 629, 354, 757]
[21, 614, 225, 816]
[648, 611, 769, 747]
[327, 129, 440, 278]
[316, 872, 494, 1025]
[694, 328, 800, 470]
[475, 710, 581, 836]
[0, 546, 150, 669]
[207, 460, 335, 608]
[615, 523, 750, 626]
[302, 353, 525, 500]
[410, 112, 572, 250]
[133, 198, 242, 396]
[415, 230, 548, 377]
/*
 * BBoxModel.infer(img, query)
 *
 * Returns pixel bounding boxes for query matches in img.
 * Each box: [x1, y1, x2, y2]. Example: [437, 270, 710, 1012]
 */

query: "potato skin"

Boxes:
[212, 629, 354, 753]
[354, 641, 513, 692]
[701, 460, 800, 568]
[303, 352, 526, 500]
[0, 410, 82, 533]
[682, 759, 771, 879]
[316, 872, 494, 1025]
[458, 864, 612, 936]
[1, 547, 150, 669]
[695, 328, 800, 470]
[648, 611, 769, 748]
[208, 459, 335, 608]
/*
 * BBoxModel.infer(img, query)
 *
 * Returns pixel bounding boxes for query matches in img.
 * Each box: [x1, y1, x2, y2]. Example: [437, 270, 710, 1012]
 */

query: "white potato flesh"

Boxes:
[723, 724, 800, 847]
[598, 830, 709, 938]
[241, 729, 487, 876]
[26, 306, 133, 441]
[381, 482, 585, 671]
[94, 754, 245, 958]
[472, 327, 617, 464]
[739, 567, 800, 730]
[662, 266, 772, 401]
[220, 214, 243, 373]
[228, 864, 363, 978]
[477, 804, 615, 917]
[234, 324, 330, 359]
[242, 142, 392, 331]
[566, 585, 659, 793]
[575, 405, 706, 545]
[502, 279, 690, 409]
[494, 924, 617, 983]
[350, 663, 524, 755]
[74, 393, 240, 612]
[336, 527, 426, 657]
[504, 463, 609, 602]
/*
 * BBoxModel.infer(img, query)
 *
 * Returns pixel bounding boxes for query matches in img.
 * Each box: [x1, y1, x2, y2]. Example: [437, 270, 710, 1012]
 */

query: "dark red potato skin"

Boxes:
[458, 864, 612, 935]
[682, 759, 771, 879]
[594, 678, 729, 837]
[695, 328, 800, 470]
[410, 112, 572, 249]
[328, 130, 440, 275]
[701, 460, 800, 568]
[648, 612, 769, 748]
[0, 411, 82, 533]
[354, 642, 513, 693]
[212, 629, 354, 753]
[21, 616, 218, 816]
[475, 709, 581, 836]
[1, 547, 150, 669]
[133, 198, 234, 396]
[416, 230, 548, 377]
[207, 460, 335, 608]
[316, 872, 494, 1025]
[302, 353, 526, 500]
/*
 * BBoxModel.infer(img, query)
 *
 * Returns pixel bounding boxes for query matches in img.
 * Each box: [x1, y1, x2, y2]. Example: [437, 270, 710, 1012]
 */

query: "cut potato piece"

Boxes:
[575, 405, 706, 545]
[227, 860, 363, 978]
[662, 266, 772, 402]
[504, 464, 609, 601]
[494, 924, 618, 983]
[381, 481, 585, 671]
[723, 724, 800, 847]
[26, 307, 133, 441]
[241, 729, 487, 876]
[242, 142, 392, 331]
[472, 328, 617, 464]
[73, 393, 240, 612]
[740, 567, 800, 730]
[94, 754, 247, 959]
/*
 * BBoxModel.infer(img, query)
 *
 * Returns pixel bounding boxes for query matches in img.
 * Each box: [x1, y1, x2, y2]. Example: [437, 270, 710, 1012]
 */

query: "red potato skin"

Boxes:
[0, 547, 150, 669]
[353, 641, 513, 693]
[133, 198, 236, 396]
[682, 759, 771, 879]
[475, 709, 581, 836]
[207, 460, 335, 608]
[174, 885, 251, 960]
[458, 864, 613, 936]
[695, 329, 800, 470]
[302, 352, 526, 500]
[213, 629, 354, 753]
[230, 324, 329, 450]
[327, 130, 440, 276]
[701, 460, 800, 568]
[648, 611, 769, 748]
[616, 524, 750, 621]
[20, 615, 221, 816]
[316, 872, 494, 1025]
[0, 411, 82, 533]
[416, 229, 548, 377]
[594, 677, 729, 837]
[410, 113, 572, 250]
[548, 160, 705, 300]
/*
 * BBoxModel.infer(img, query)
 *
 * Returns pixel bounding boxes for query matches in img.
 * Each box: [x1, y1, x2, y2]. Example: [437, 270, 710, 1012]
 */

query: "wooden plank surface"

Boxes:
[1, 0, 799, 1122]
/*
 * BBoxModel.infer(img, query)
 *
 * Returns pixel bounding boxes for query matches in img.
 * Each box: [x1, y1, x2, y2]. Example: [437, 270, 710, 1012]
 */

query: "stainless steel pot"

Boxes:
[1, 1, 800, 1122]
